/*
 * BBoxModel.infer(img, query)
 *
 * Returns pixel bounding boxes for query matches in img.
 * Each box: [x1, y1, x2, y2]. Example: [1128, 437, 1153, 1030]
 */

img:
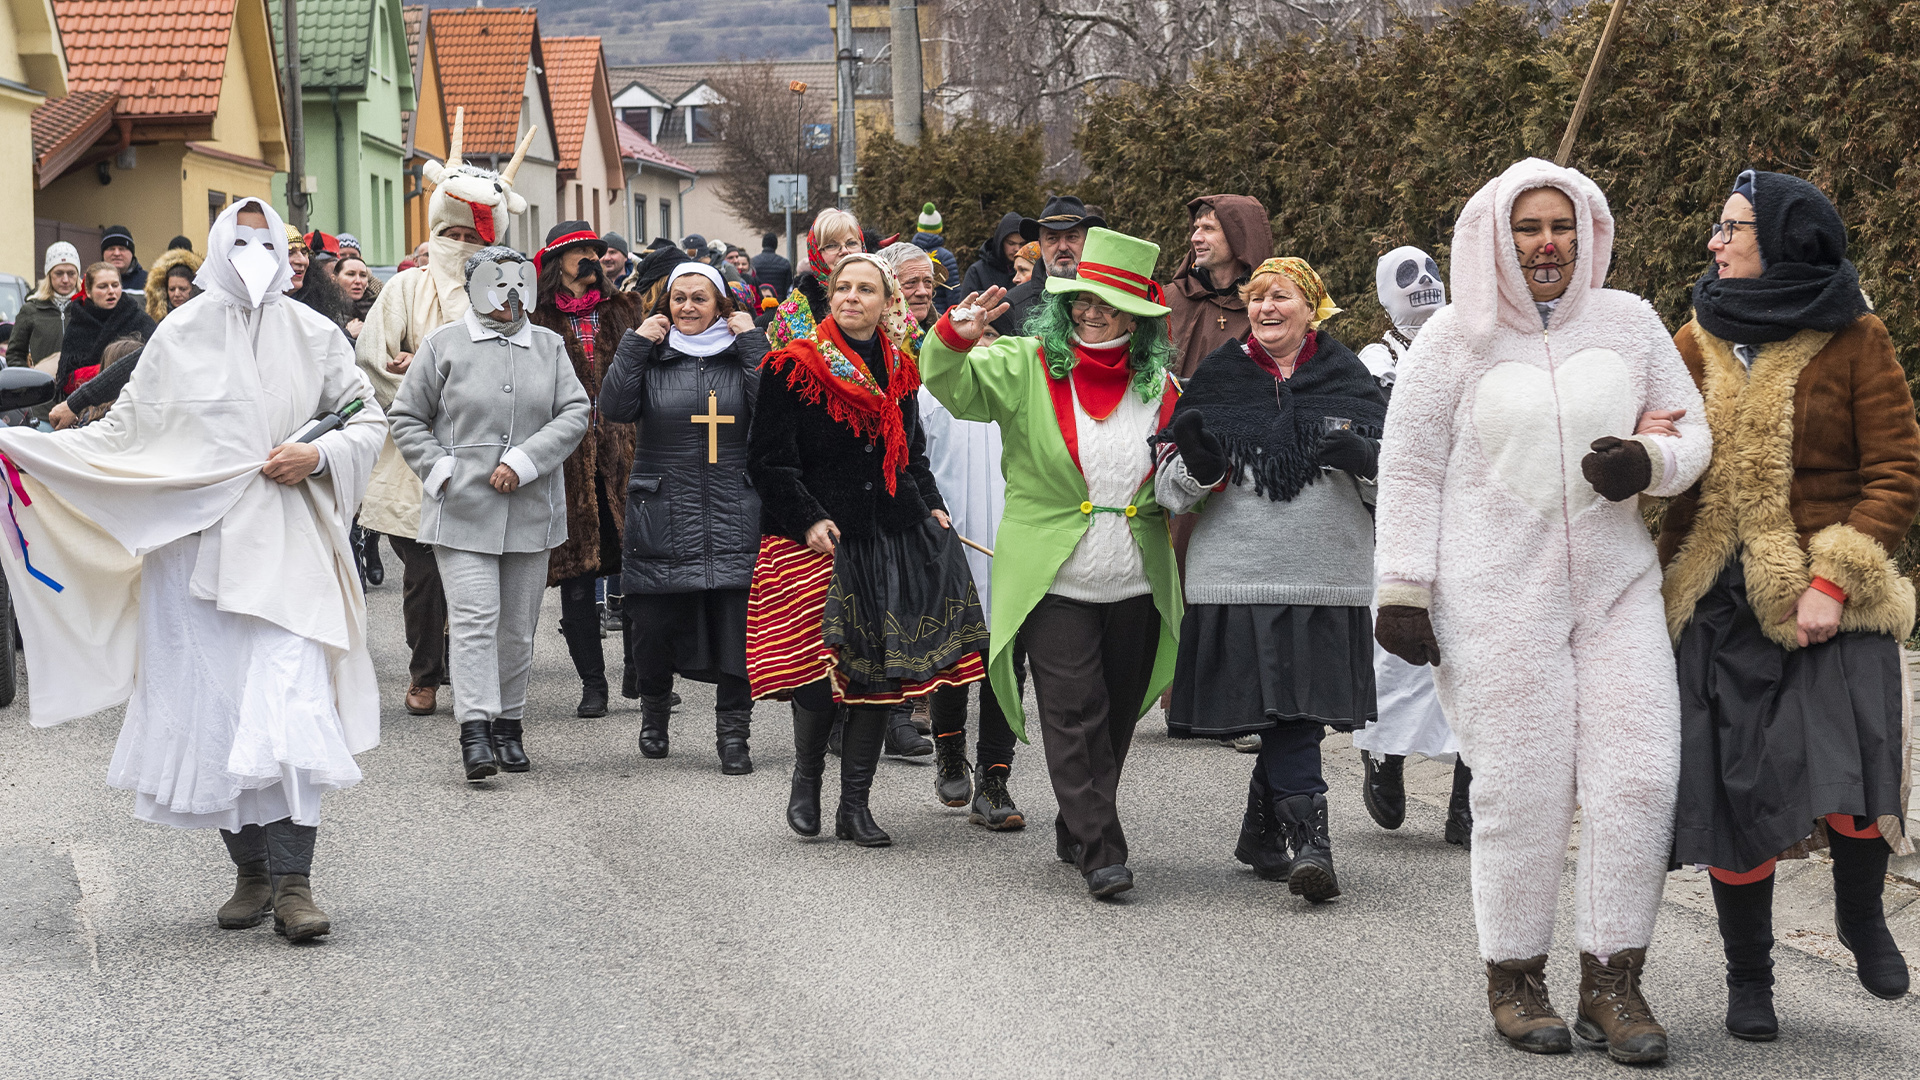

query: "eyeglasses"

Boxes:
[1708, 220, 1756, 243]
[1070, 297, 1118, 317]
[819, 238, 863, 255]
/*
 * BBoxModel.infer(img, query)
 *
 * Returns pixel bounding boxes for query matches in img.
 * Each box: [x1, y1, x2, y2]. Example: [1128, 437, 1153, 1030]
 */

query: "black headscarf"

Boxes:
[1691, 170, 1867, 344]
[626, 244, 689, 295]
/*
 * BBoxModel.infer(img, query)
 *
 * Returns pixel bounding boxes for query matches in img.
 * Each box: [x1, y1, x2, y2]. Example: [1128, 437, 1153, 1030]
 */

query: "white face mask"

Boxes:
[467, 258, 536, 320]
[230, 226, 283, 307]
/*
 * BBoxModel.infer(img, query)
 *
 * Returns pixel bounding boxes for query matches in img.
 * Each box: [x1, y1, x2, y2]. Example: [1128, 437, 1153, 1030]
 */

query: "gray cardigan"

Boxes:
[388, 311, 591, 554]
[1155, 452, 1377, 607]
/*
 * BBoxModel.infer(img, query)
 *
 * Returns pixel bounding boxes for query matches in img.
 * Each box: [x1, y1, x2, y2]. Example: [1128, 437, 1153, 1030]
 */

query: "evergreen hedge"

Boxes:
[855, 120, 1050, 271]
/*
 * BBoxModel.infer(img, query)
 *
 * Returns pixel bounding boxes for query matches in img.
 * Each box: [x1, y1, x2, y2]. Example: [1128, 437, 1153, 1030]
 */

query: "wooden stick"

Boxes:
[957, 534, 994, 558]
[1555, 0, 1632, 167]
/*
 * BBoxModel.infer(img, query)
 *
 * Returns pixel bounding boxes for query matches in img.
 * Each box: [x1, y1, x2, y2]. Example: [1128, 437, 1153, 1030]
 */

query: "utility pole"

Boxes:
[889, 0, 922, 146]
[835, 0, 856, 209]
[789, 80, 808, 267]
[281, 0, 308, 229]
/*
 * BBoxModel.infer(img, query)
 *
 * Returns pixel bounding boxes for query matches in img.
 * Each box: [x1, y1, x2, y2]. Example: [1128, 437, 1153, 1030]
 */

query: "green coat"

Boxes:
[919, 328, 1183, 741]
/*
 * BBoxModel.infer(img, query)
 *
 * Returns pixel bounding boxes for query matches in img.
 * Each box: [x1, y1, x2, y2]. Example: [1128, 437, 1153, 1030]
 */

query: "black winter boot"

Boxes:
[1361, 750, 1407, 830]
[1445, 759, 1474, 849]
[827, 707, 844, 757]
[933, 731, 972, 806]
[835, 706, 892, 846]
[459, 720, 498, 781]
[1276, 793, 1340, 902]
[884, 703, 933, 758]
[490, 716, 530, 772]
[264, 819, 329, 942]
[1710, 872, 1778, 1040]
[1829, 828, 1911, 999]
[638, 693, 672, 758]
[716, 709, 753, 775]
[560, 613, 609, 717]
[787, 700, 834, 836]
[969, 765, 1025, 830]
[217, 825, 273, 929]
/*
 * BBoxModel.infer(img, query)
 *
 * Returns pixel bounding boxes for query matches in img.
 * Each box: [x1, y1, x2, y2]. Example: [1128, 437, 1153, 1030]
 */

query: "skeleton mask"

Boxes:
[465, 247, 535, 320]
[1376, 246, 1445, 337]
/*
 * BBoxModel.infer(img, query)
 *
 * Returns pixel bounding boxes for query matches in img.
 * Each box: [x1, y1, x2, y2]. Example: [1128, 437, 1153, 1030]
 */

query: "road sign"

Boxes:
[769, 174, 808, 214]
[802, 123, 832, 150]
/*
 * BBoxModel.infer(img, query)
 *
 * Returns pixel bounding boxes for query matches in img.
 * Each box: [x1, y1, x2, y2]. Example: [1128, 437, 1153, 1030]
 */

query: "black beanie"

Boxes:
[102, 226, 135, 253]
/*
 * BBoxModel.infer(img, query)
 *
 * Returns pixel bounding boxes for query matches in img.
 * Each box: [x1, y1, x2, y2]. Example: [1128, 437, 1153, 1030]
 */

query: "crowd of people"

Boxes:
[0, 149, 1913, 1066]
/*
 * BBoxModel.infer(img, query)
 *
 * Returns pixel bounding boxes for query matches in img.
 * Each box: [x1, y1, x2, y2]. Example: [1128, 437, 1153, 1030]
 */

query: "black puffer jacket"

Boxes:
[601, 327, 768, 594]
[747, 331, 944, 544]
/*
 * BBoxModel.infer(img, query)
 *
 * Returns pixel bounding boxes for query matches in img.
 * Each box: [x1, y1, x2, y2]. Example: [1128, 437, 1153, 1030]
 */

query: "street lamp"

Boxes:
[788, 81, 808, 267]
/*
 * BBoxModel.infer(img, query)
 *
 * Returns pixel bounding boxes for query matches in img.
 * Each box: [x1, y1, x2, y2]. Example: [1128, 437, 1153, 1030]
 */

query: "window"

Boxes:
[384, 178, 396, 261]
[659, 199, 671, 243]
[574, 184, 584, 222]
[851, 28, 891, 98]
[684, 105, 718, 144]
[592, 188, 601, 232]
[208, 191, 227, 228]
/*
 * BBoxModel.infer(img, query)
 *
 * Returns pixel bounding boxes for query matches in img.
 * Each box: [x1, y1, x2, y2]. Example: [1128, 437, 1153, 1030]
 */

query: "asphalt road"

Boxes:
[2, 583, 1915, 1079]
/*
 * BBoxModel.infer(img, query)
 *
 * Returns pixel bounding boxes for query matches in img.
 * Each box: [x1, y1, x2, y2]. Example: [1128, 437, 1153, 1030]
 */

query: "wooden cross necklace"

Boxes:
[692, 390, 735, 463]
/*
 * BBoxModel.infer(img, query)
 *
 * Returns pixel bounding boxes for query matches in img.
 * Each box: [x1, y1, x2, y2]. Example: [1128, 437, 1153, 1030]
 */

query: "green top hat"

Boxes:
[1045, 227, 1169, 318]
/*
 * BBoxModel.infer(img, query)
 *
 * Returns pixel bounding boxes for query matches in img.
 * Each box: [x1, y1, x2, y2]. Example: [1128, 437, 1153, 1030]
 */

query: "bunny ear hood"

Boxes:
[1449, 157, 1615, 341]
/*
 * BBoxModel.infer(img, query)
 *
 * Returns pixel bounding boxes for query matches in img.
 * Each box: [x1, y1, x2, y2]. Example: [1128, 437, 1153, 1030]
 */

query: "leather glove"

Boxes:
[1172, 410, 1228, 486]
[1581, 436, 1652, 502]
[1318, 429, 1379, 479]
[1375, 605, 1442, 666]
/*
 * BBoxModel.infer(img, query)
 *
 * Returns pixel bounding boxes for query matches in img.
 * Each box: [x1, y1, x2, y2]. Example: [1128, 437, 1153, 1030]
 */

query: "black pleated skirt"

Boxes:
[1675, 561, 1907, 873]
[627, 588, 749, 684]
[1168, 603, 1376, 738]
[821, 518, 989, 700]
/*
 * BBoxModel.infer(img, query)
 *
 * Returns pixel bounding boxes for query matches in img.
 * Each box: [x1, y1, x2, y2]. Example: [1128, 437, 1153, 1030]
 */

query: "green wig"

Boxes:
[1021, 289, 1176, 401]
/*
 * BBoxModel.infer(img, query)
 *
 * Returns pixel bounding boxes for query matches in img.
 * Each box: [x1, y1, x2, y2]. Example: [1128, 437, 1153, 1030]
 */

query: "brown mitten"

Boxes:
[1375, 605, 1441, 667]
[1581, 436, 1651, 502]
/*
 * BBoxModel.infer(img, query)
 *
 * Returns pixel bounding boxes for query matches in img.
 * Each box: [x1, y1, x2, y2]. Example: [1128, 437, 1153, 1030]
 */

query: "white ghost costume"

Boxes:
[0, 197, 387, 829]
[1374, 159, 1711, 960]
[1353, 246, 1456, 759]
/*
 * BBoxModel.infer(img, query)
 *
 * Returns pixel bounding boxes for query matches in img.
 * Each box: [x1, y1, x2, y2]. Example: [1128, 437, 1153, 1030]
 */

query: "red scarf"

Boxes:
[762, 317, 920, 494]
[554, 288, 602, 315]
[1246, 330, 1317, 380]
[1070, 339, 1133, 421]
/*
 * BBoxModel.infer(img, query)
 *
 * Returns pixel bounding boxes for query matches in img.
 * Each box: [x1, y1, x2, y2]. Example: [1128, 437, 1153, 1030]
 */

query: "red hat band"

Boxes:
[535, 230, 601, 273]
[1077, 261, 1166, 306]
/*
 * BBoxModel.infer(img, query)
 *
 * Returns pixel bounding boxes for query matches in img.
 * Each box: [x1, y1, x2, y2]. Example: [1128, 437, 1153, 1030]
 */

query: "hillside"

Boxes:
[427, 0, 834, 64]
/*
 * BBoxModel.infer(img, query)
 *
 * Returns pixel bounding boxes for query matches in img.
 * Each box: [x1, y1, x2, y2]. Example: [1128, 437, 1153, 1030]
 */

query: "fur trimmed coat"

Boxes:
[1658, 315, 1920, 645]
[532, 290, 642, 584]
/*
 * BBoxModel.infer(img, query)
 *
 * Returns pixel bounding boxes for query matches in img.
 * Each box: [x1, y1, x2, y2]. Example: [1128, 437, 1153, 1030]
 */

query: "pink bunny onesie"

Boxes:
[1374, 158, 1711, 962]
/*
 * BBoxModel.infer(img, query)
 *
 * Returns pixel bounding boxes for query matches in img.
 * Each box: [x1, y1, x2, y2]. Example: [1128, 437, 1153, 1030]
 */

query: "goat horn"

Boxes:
[447, 107, 464, 169]
[501, 125, 536, 187]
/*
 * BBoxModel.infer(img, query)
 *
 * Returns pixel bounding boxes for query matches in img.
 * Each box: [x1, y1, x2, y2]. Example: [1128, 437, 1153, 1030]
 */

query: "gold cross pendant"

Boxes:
[691, 390, 735, 463]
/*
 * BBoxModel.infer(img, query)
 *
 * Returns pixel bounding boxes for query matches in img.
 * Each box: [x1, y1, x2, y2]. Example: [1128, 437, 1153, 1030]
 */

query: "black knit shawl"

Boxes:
[1154, 332, 1386, 502]
[1692, 170, 1868, 344]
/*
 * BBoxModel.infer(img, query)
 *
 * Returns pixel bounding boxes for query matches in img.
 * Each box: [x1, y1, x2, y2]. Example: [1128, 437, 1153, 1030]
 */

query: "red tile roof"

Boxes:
[30, 89, 119, 187]
[431, 6, 538, 156]
[542, 36, 600, 173]
[52, 0, 237, 118]
[615, 119, 694, 177]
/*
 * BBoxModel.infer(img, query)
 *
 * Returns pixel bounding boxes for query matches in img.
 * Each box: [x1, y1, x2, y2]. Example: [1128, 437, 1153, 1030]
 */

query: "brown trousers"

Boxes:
[388, 534, 449, 689]
[1022, 592, 1161, 875]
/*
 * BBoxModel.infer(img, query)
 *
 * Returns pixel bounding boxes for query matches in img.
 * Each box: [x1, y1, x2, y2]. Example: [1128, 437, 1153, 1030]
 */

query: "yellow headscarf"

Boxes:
[1250, 257, 1342, 329]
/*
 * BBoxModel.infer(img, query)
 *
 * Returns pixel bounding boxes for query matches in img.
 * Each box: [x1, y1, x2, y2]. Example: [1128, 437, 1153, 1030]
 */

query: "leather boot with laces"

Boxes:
[933, 732, 972, 806]
[1574, 949, 1668, 1064]
[969, 765, 1025, 830]
[1275, 793, 1339, 901]
[1486, 955, 1572, 1054]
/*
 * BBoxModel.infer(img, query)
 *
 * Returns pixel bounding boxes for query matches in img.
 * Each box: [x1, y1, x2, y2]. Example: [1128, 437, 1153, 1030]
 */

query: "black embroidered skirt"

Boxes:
[820, 517, 989, 702]
[1675, 561, 1908, 873]
[1168, 603, 1377, 738]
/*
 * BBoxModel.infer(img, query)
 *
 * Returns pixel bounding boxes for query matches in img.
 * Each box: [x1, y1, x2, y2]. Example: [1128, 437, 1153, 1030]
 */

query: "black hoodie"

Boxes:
[959, 212, 1026, 297]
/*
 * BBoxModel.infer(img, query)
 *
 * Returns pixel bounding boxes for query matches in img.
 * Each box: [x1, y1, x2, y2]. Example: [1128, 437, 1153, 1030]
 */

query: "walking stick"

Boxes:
[1555, 0, 1632, 166]
[957, 534, 994, 558]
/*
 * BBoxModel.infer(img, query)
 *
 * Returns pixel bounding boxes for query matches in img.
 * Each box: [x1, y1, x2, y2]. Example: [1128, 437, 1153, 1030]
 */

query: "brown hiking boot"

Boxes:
[1574, 949, 1669, 1064]
[406, 685, 437, 715]
[1487, 955, 1572, 1054]
[216, 860, 273, 929]
[271, 874, 332, 942]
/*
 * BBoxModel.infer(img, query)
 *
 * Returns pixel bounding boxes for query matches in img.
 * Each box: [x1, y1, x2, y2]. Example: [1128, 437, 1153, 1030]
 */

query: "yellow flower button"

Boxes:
[1080, 501, 1094, 515]
[1124, 505, 1138, 518]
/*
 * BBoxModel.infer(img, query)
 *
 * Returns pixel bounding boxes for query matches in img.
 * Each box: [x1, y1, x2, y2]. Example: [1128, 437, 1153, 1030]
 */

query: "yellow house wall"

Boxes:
[1, 90, 39, 278]
[406, 31, 449, 251]
[36, 144, 191, 262]
[835, 1, 943, 140]
[183, 148, 279, 242]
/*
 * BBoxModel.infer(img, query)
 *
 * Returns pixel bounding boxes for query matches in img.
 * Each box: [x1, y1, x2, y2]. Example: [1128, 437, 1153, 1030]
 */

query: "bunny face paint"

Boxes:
[1509, 186, 1579, 303]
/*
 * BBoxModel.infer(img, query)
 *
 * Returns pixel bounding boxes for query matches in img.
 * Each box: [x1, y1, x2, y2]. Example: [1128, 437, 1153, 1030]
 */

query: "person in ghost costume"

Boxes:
[389, 248, 589, 781]
[357, 111, 538, 718]
[1350, 247, 1473, 848]
[1372, 159, 1710, 1063]
[0, 198, 386, 943]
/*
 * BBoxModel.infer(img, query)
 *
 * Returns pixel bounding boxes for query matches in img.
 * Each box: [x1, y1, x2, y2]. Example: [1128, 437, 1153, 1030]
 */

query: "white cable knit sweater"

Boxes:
[1049, 386, 1158, 602]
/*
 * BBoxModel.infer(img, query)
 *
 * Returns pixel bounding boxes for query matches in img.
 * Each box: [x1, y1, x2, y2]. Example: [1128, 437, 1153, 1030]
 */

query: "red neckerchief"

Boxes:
[762, 317, 920, 494]
[1069, 339, 1132, 420]
[555, 288, 602, 315]
[1246, 331, 1317, 379]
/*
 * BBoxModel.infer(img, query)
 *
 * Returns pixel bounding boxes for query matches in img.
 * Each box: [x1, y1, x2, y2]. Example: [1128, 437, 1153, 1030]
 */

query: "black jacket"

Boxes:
[960, 212, 1024, 299]
[751, 250, 794, 297]
[996, 273, 1047, 337]
[747, 334, 944, 544]
[601, 328, 768, 594]
[56, 296, 155, 400]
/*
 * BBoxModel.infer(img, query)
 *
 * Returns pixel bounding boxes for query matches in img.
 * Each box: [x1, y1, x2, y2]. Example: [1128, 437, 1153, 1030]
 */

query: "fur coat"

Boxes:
[1657, 315, 1920, 648]
[143, 248, 203, 323]
[532, 289, 642, 584]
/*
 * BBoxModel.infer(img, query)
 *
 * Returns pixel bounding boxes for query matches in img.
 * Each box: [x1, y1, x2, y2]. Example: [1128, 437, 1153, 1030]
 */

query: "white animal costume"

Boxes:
[1374, 158, 1711, 961]
[1354, 246, 1456, 759]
